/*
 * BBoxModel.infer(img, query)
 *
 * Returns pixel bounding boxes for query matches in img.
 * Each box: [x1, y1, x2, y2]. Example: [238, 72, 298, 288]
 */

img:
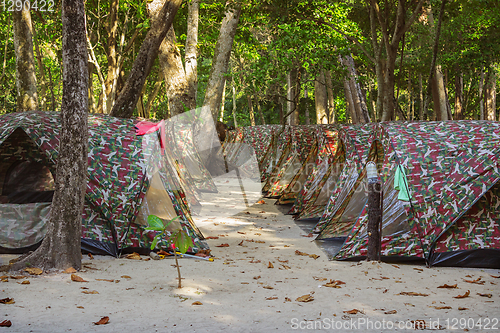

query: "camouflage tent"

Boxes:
[317, 121, 500, 268]
[263, 125, 316, 197]
[277, 125, 339, 206]
[0, 111, 208, 256]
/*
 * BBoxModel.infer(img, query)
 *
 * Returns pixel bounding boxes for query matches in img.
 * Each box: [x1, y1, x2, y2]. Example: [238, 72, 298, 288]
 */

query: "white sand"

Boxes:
[1, 198, 499, 332]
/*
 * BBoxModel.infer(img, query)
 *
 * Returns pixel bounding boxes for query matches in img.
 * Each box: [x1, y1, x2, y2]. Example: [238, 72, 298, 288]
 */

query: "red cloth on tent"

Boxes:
[135, 120, 166, 153]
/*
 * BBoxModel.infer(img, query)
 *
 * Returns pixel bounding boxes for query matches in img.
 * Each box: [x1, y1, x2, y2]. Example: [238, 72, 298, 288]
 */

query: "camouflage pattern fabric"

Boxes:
[0, 111, 208, 255]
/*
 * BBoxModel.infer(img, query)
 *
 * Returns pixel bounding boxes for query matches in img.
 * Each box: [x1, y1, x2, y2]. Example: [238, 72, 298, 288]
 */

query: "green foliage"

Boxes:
[146, 215, 193, 254]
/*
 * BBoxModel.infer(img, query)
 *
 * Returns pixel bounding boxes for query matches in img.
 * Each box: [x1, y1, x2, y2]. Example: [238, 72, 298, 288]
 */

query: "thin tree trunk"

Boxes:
[185, 0, 199, 100]
[343, 77, 358, 123]
[479, 67, 484, 120]
[247, 94, 255, 126]
[219, 79, 226, 121]
[325, 70, 335, 123]
[110, 0, 182, 118]
[345, 54, 370, 122]
[287, 68, 299, 125]
[419, 73, 424, 120]
[13, 7, 38, 111]
[485, 68, 496, 121]
[203, 1, 241, 121]
[32, 22, 47, 111]
[315, 70, 328, 124]
[255, 94, 266, 125]
[146, 75, 163, 116]
[304, 81, 310, 125]
[231, 80, 238, 127]
[11, 0, 88, 272]
[454, 69, 463, 120]
[99, 0, 119, 114]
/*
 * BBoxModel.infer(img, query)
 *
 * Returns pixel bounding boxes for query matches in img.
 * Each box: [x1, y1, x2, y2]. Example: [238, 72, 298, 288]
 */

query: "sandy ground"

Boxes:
[1, 197, 499, 332]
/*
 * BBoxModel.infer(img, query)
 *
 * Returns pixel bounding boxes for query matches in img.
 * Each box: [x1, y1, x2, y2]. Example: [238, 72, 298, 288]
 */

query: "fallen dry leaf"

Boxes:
[238, 240, 244, 246]
[343, 309, 362, 315]
[255, 240, 266, 244]
[249, 260, 261, 263]
[454, 290, 470, 299]
[295, 250, 308, 256]
[323, 280, 346, 288]
[88, 253, 94, 260]
[397, 292, 429, 296]
[413, 268, 424, 272]
[19, 280, 30, 285]
[432, 306, 452, 310]
[257, 200, 266, 204]
[281, 265, 291, 270]
[268, 261, 274, 268]
[96, 279, 115, 282]
[192, 301, 203, 305]
[490, 274, 500, 278]
[205, 236, 219, 240]
[458, 307, 468, 310]
[384, 310, 397, 314]
[301, 233, 314, 238]
[477, 293, 492, 298]
[216, 243, 229, 247]
[253, 276, 261, 280]
[63, 267, 77, 274]
[77, 306, 84, 309]
[82, 290, 99, 294]
[296, 294, 314, 302]
[121, 275, 131, 279]
[263, 285, 274, 289]
[309, 254, 320, 259]
[463, 277, 484, 284]
[285, 297, 292, 302]
[237, 231, 246, 234]
[125, 252, 141, 260]
[266, 296, 278, 300]
[277, 259, 288, 263]
[245, 212, 251, 214]
[437, 284, 457, 288]
[25, 267, 42, 275]
[0, 298, 14, 304]
[94, 316, 109, 325]
[71, 274, 88, 282]
[391, 264, 400, 269]
[0, 320, 12, 327]
[9, 275, 25, 280]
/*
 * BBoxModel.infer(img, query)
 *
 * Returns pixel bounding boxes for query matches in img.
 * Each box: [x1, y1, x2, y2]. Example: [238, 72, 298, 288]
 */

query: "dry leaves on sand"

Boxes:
[0, 320, 12, 327]
[192, 301, 203, 305]
[454, 290, 470, 299]
[463, 277, 484, 284]
[266, 297, 278, 300]
[0, 298, 14, 304]
[432, 306, 452, 310]
[294, 250, 320, 259]
[384, 310, 397, 314]
[257, 200, 266, 204]
[216, 243, 229, 247]
[397, 292, 429, 296]
[125, 252, 141, 260]
[82, 290, 99, 294]
[323, 280, 346, 288]
[205, 236, 219, 240]
[343, 309, 363, 315]
[71, 274, 88, 282]
[296, 294, 314, 302]
[63, 267, 77, 274]
[19, 280, 30, 285]
[477, 293, 492, 298]
[437, 284, 457, 288]
[490, 274, 500, 278]
[94, 317, 109, 325]
[268, 262, 274, 268]
[96, 279, 115, 282]
[25, 267, 43, 275]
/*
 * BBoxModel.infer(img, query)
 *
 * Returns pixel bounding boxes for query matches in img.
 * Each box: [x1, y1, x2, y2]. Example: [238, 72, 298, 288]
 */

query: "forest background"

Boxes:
[2, 0, 500, 126]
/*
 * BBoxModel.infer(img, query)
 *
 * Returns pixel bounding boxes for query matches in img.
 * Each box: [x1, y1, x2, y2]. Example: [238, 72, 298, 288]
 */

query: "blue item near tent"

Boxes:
[394, 165, 411, 201]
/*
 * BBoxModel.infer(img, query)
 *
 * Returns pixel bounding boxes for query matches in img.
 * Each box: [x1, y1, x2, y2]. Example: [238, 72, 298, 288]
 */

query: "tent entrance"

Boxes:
[0, 128, 55, 252]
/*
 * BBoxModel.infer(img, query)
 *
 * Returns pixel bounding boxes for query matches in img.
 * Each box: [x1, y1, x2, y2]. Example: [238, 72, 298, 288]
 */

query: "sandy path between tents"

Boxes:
[1, 198, 499, 332]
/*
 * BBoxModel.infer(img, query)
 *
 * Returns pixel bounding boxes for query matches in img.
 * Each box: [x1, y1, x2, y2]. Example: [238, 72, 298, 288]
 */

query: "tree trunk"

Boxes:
[345, 54, 370, 123]
[11, 0, 88, 272]
[479, 67, 485, 120]
[454, 69, 463, 120]
[304, 80, 310, 125]
[286, 68, 299, 125]
[13, 7, 38, 111]
[157, 27, 196, 117]
[485, 68, 496, 121]
[325, 70, 335, 123]
[32, 22, 47, 111]
[185, 0, 199, 101]
[203, 1, 241, 121]
[219, 78, 226, 121]
[256, 94, 266, 125]
[110, 0, 182, 118]
[315, 69, 328, 124]
[231, 80, 238, 127]
[343, 76, 358, 123]
[247, 94, 256, 126]
[432, 65, 450, 120]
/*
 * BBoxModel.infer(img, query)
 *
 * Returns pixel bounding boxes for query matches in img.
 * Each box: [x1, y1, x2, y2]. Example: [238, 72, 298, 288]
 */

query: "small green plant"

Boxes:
[146, 215, 193, 288]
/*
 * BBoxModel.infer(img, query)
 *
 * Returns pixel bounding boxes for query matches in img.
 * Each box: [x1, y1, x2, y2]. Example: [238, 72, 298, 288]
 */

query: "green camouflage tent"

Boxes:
[316, 121, 500, 268]
[0, 111, 208, 256]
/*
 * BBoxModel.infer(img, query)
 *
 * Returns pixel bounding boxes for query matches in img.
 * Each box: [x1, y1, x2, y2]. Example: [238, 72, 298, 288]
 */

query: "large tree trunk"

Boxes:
[13, 8, 38, 111]
[345, 54, 370, 123]
[343, 77, 358, 123]
[485, 68, 496, 121]
[185, 0, 199, 100]
[157, 28, 196, 117]
[11, 0, 89, 272]
[431, 65, 450, 120]
[325, 70, 335, 123]
[203, 1, 241, 120]
[479, 67, 485, 120]
[315, 69, 328, 124]
[110, 0, 182, 118]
